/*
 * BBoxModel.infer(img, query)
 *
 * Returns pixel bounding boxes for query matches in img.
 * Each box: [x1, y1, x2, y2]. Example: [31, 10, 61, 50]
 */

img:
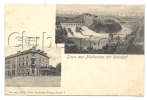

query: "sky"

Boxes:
[57, 5, 145, 15]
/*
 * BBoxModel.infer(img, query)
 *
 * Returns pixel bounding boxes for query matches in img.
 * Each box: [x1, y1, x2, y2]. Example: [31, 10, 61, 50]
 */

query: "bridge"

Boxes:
[60, 23, 84, 27]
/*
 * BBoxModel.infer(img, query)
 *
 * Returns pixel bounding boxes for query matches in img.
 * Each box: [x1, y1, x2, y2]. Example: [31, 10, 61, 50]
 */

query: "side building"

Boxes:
[5, 47, 50, 76]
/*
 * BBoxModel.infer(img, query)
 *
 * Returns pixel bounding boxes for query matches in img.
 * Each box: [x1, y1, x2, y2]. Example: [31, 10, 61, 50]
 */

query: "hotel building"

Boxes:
[5, 47, 50, 76]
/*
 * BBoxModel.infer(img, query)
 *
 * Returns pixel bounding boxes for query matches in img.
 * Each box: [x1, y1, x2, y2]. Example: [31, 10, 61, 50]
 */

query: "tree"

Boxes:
[116, 36, 120, 40]
[102, 46, 106, 50]
[87, 46, 93, 52]
[55, 63, 61, 75]
[105, 44, 109, 49]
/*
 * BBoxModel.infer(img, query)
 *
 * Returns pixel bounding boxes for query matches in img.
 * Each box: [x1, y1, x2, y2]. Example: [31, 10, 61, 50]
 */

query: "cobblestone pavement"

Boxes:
[5, 76, 61, 87]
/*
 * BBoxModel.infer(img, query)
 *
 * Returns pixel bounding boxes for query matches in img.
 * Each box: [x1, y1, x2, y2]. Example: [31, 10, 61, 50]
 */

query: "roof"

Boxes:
[5, 48, 50, 59]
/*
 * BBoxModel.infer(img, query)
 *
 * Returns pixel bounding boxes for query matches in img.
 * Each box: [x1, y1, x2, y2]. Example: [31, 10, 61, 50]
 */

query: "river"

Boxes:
[63, 25, 132, 49]
[113, 26, 133, 38]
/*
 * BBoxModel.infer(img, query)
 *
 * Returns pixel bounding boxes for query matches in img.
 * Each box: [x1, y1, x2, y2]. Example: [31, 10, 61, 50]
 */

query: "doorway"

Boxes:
[12, 70, 15, 76]
[32, 68, 34, 74]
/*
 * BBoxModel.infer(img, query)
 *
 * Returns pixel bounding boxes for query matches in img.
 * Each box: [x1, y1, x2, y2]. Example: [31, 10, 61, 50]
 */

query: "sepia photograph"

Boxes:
[55, 5, 144, 54]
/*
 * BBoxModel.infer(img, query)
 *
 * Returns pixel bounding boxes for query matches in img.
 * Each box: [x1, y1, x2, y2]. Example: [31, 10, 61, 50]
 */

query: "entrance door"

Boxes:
[32, 69, 34, 74]
[26, 69, 29, 76]
[12, 70, 15, 76]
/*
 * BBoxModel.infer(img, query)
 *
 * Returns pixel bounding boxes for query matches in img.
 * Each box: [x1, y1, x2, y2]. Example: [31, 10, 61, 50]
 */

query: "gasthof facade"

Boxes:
[5, 47, 50, 76]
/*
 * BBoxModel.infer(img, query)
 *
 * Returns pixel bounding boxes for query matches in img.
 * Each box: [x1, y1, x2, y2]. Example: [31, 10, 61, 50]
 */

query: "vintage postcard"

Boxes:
[5, 4, 144, 95]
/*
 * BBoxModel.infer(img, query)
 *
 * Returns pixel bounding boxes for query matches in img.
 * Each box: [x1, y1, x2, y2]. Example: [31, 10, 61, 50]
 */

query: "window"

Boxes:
[19, 58, 20, 60]
[26, 62, 28, 65]
[22, 69, 24, 72]
[26, 56, 28, 59]
[12, 61, 15, 65]
[22, 62, 24, 66]
[19, 63, 20, 66]
[22, 57, 24, 60]
[7, 66, 8, 69]
[13, 65, 15, 69]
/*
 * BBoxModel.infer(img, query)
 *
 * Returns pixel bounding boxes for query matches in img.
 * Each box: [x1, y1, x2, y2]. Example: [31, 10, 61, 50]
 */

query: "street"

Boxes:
[5, 76, 61, 87]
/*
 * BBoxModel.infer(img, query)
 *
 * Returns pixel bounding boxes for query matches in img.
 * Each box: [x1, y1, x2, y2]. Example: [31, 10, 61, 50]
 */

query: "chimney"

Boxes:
[44, 53, 47, 56]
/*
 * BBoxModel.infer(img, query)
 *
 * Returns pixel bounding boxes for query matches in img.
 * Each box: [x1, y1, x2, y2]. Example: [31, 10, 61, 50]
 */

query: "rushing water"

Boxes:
[63, 25, 132, 49]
